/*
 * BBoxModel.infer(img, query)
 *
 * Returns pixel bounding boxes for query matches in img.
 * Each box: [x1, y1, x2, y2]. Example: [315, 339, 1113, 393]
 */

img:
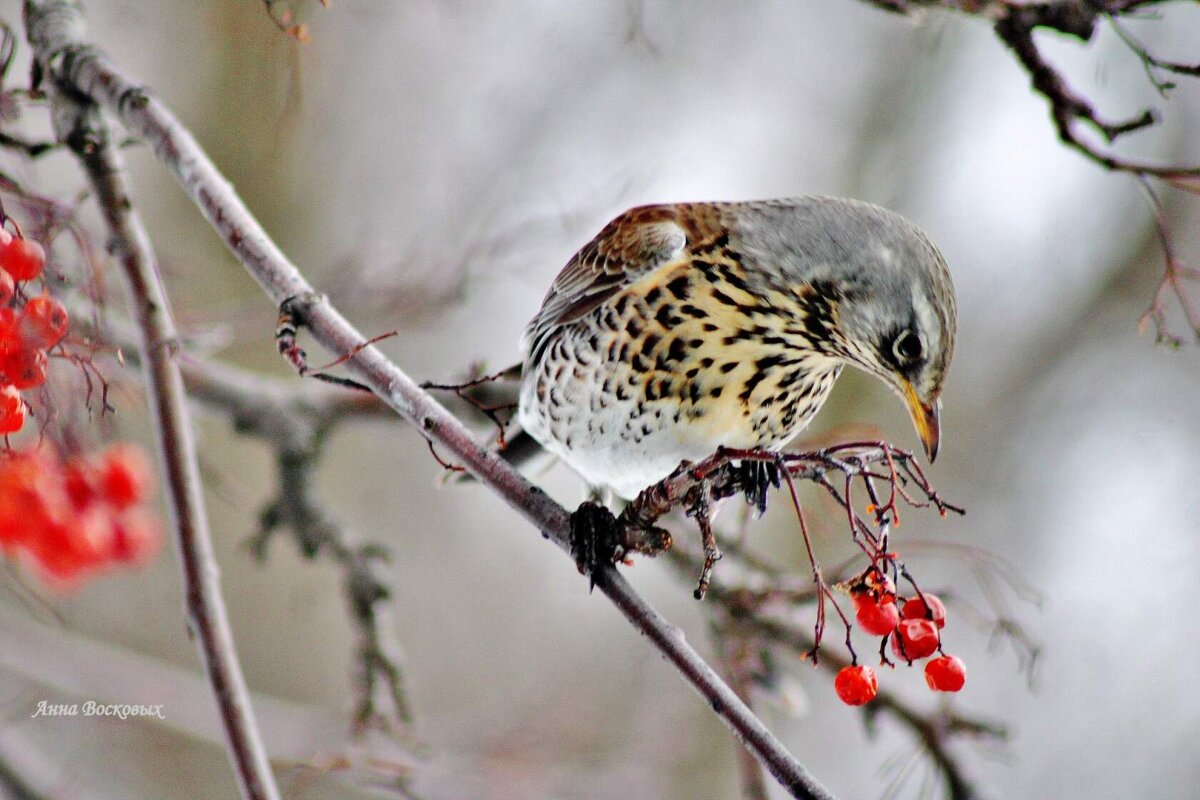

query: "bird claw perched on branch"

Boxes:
[569, 500, 672, 590]
[738, 458, 783, 518]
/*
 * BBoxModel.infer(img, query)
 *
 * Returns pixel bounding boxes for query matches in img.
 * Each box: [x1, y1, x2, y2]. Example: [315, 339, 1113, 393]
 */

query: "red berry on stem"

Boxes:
[925, 655, 967, 692]
[0, 308, 20, 359]
[109, 510, 160, 564]
[31, 512, 107, 581]
[902, 593, 947, 629]
[20, 294, 69, 349]
[0, 385, 24, 434]
[3, 348, 47, 390]
[98, 444, 153, 510]
[0, 238, 46, 282]
[834, 665, 879, 706]
[890, 618, 940, 661]
[853, 591, 900, 636]
[64, 461, 98, 509]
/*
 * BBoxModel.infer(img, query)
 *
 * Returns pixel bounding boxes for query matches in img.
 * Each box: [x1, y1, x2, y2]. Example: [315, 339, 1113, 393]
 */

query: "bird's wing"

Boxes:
[521, 205, 689, 360]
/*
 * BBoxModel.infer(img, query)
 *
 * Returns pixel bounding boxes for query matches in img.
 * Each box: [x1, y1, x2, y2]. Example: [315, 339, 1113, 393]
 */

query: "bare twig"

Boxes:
[1110, 18, 1200, 98]
[1135, 178, 1200, 343]
[26, 6, 282, 799]
[861, 0, 1200, 180]
[21, 2, 835, 797]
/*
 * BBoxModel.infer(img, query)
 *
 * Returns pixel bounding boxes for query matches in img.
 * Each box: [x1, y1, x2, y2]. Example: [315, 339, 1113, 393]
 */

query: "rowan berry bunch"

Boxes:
[0, 225, 68, 435]
[0, 216, 163, 588]
[0, 443, 160, 584]
[834, 565, 967, 706]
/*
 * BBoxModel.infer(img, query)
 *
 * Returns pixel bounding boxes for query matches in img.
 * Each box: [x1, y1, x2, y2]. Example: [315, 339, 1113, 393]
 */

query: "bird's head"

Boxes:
[822, 205, 956, 462]
[735, 198, 957, 461]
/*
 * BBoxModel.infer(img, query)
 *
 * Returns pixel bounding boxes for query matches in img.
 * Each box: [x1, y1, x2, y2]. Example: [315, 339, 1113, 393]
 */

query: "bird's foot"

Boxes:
[569, 501, 672, 591]
[688, 495, 722, 600]
[738, 456, 783, 517]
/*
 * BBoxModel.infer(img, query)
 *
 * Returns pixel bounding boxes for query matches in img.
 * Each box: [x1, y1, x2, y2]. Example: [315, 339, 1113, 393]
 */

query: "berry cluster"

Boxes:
[834, 568, 967, 706]
[0, 443, 160, 584]
[0, 228, 67, 435]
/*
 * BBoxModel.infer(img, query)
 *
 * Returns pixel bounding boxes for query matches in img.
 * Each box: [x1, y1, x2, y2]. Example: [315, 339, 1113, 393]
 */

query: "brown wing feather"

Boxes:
[521, 205, 689, 360]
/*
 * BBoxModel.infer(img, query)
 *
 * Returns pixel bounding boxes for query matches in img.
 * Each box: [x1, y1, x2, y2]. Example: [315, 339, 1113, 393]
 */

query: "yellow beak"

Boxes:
[901, 381, 941, 462]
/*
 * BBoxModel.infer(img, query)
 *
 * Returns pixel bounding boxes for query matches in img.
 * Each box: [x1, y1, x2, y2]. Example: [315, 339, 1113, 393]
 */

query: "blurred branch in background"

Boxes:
[86, 311, 414, 733]
[864, 0, 1200, 344]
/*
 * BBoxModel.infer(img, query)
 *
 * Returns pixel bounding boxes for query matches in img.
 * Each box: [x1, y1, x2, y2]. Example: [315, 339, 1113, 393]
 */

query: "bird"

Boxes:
[517, 196, 957, 502]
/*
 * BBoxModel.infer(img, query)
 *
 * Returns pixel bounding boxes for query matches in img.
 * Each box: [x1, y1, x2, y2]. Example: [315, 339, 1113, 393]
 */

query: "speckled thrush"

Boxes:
[518, 197, 957, 500]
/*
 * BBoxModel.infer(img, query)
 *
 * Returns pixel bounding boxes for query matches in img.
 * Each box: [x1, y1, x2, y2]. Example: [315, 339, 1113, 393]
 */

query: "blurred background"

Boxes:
[1, 1, 1199, 798]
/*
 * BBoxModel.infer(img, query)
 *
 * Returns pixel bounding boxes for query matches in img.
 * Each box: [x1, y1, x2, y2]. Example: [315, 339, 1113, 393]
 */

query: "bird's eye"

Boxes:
[892, 330, 923, 364]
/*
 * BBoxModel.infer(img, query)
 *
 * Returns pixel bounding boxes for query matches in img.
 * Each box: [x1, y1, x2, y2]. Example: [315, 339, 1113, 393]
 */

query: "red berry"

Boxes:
[109, 510, 160, 564]
[0, 269, 13, 306]
[20, 294, 69, 349]
[64, 461, 98, 509]
[0, 308, 19, 358]
[902, 593, 947, 629]
[853, 591, 900, 636]
[0, 385, 23, 434]
[890, 618, 940, 662]
[31, 510, 108, 581]
[834, 665, 878, 706]
[2, 348, 47, 390]
[98, 444, 153, 510]
[0, 238, 46, 282]
[925, 655, 967, 692]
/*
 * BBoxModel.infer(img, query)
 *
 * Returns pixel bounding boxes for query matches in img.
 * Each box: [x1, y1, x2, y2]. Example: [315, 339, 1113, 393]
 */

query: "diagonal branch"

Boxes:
[21, 2, 835, 797]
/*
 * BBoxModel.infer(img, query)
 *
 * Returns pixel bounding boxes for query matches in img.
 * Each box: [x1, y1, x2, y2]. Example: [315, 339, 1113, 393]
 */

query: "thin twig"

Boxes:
[20, 3, 835, 797]
[26, 6, 282, 798]
[1134, 177, 1200, 343]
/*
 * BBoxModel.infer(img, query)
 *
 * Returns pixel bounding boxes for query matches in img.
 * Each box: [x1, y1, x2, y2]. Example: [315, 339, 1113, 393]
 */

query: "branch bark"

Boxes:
[25, 6, 282, 799]
[21, 1, 835, 797]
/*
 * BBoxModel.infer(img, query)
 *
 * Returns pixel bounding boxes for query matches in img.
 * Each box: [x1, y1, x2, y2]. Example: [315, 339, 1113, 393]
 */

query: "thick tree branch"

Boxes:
[21, 2, 835, 797]
[27, 8, 282, 800]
